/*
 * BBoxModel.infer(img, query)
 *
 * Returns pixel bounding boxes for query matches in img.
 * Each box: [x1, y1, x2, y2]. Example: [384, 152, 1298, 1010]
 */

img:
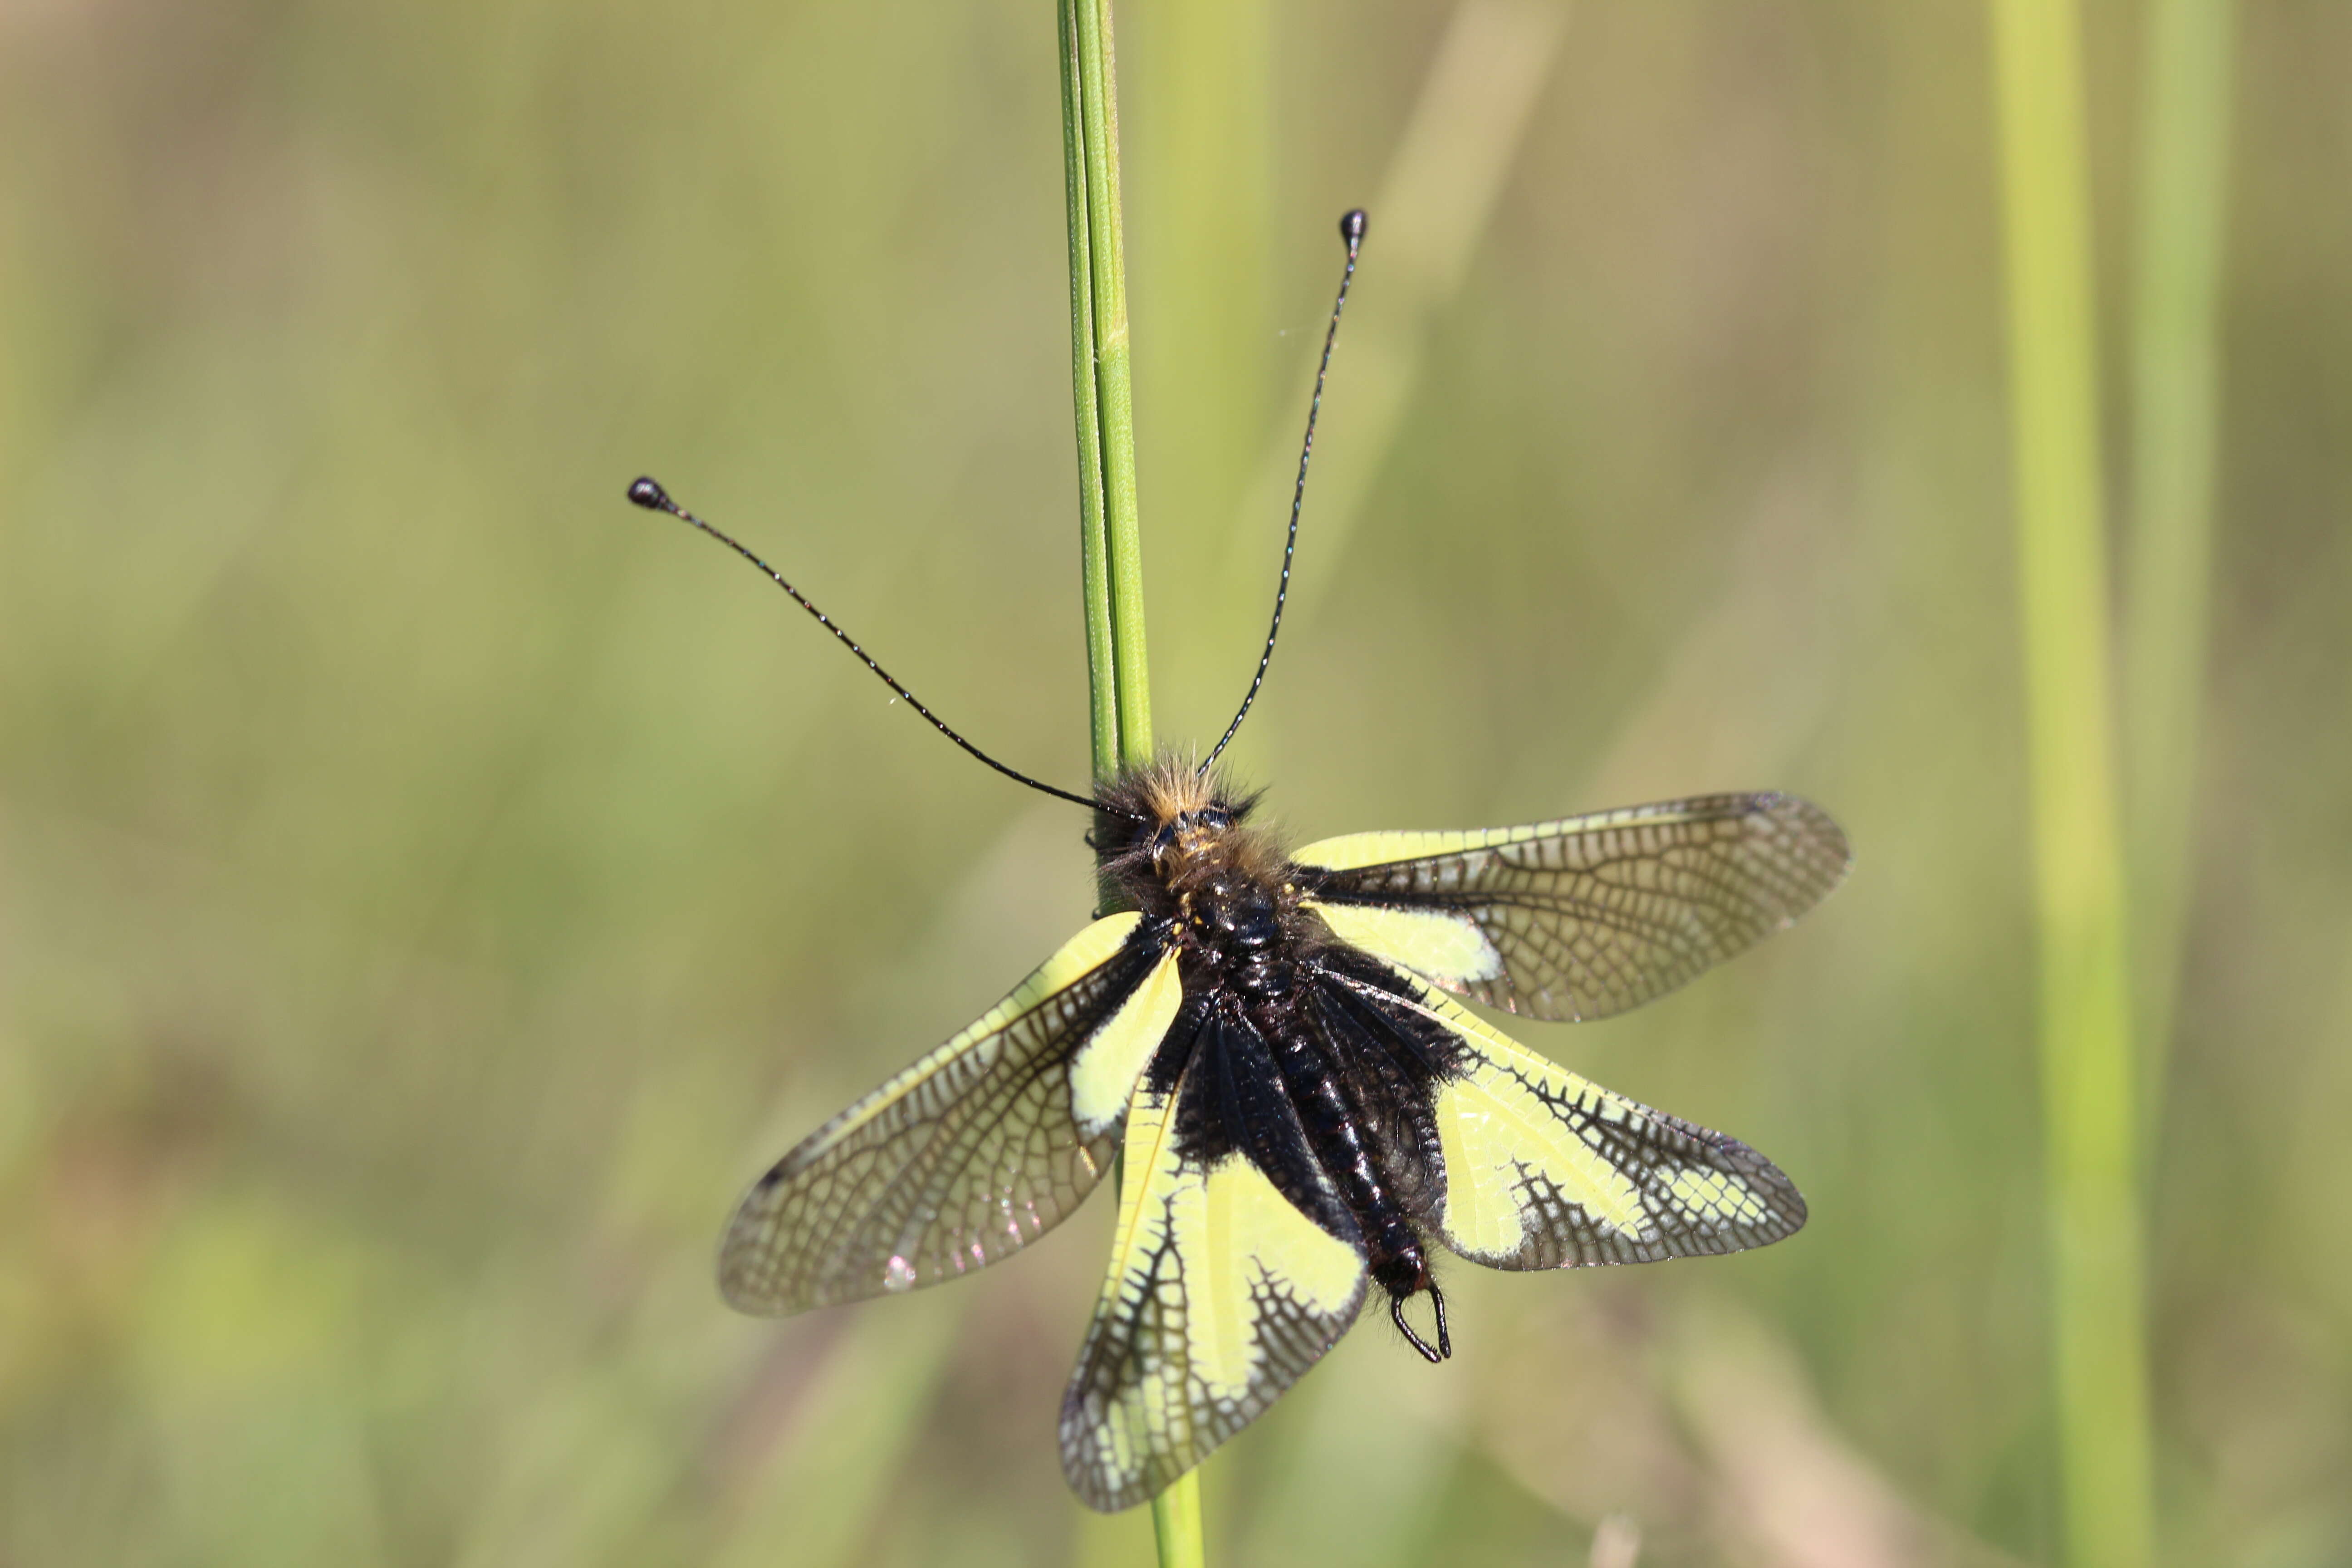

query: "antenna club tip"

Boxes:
[627, 476, 671, 511]
[1339, 209, 1368, 244]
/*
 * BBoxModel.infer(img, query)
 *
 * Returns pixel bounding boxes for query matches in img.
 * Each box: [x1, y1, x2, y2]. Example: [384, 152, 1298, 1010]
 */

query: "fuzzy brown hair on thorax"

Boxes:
[1091, 755, 1287, 914]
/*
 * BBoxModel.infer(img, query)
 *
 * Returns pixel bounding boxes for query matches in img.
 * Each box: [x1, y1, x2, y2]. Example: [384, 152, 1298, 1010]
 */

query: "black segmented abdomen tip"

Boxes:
[1339, 209, 1367, 243]
[627, 476, 670, 510]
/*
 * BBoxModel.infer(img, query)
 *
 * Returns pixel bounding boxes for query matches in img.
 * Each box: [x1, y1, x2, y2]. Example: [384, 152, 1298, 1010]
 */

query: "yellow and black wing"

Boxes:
[1059, 1024, 1368, 1512]
[1293, 792, 1850, 1021]
[720, 912, 1184, 1314]
[1325, 965, 1805, 1268]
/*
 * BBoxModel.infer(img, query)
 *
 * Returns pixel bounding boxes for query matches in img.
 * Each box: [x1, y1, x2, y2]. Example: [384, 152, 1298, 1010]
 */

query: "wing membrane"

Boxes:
[1296, 792, 1849, 1020]
[720, 912, 1182, 1314]
[1059, 1052, 1367, 1512]
[1327, 968, 1805, 1269]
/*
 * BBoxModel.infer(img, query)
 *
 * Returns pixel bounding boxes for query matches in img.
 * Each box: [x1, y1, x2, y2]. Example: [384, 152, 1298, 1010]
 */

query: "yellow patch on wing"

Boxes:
[1061, 1080, 1366, 1512]
[1304, 898, 1504, 988]
[1432, 1072, 1648, 1257]
[1066, 944, 1184, 1136]
[1294, 828, 1496, 874]
[1396, 982, 1805, 1270]
[1293, 803, 1748, 875]
[719, 911, 1166, 1313]
[1031, 912, 1150, 994]
[1295, 797, 1852, 1023]
[806, 912, 1144, 1152]
[1664, 1164, 1772, 1228]
[1181, 1155, 1363, 1398]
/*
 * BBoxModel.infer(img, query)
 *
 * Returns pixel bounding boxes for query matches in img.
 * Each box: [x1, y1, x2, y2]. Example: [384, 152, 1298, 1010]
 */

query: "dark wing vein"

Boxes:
[1297, 792, 1850, 1020]
[1325, 965, 1808, 1269]
[720, 919, 1173, 1314]
[1058, 1047, 1367, 1512]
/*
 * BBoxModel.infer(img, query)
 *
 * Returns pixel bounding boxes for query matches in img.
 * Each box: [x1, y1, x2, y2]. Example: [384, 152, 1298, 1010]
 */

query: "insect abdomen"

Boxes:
[1255, 995, 1431, 1296]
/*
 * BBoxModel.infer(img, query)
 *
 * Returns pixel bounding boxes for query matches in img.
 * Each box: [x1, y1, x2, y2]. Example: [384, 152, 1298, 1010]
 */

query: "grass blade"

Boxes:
[1986, 0, 2157, 1563]
[1061, 1, 1195, 1559]
[2124, 0, 2234, 1119]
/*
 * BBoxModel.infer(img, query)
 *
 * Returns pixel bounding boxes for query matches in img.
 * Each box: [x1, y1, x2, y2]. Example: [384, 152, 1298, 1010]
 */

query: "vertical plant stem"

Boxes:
[1986, 3, 2156, 1568]
[1061, 0, 1121, 784]
[1061, 3, 1197, 1562]
[2125, 0, 2233, 1126]
[1065, 0, 1153, 776]
[1150, 1472, 1205, 1568]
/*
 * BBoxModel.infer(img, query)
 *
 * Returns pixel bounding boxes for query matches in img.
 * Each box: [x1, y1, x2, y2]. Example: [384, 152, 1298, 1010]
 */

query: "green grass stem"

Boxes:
[1987, 0, 2158, 1564]
[1060, 2, 1197, 1560]
[1063, 0, 1152, 779]
[2125, 0, 2233, 1120]
[1149, 1472, 1205, 1568]
[1061, 0, 1119, 784]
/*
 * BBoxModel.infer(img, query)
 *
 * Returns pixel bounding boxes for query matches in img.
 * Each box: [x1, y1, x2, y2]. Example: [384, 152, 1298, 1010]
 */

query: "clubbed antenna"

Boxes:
[1202, 207, 1369, 771]
[625, 477, 1134, 818]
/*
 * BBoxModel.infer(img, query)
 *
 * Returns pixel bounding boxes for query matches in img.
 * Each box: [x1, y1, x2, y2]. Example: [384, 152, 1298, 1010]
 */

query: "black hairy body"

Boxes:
[1095, 758, 1458, 1345]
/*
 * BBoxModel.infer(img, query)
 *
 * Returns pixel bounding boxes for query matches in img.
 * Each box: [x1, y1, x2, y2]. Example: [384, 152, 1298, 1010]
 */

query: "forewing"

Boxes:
[1059, 1059, 1368, 1512]
[720, 912, 1184, 1314]
[1326, 967, 1806, 1269]
[1295, 792, 1850, 1020]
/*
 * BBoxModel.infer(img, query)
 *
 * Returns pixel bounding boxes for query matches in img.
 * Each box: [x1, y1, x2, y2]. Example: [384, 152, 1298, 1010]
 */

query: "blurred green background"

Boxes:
[3, 0, 2346, 1564]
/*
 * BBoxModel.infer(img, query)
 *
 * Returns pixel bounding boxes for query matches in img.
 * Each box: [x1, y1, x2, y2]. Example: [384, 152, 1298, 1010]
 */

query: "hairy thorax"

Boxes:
[1093, 757, 1321, 999]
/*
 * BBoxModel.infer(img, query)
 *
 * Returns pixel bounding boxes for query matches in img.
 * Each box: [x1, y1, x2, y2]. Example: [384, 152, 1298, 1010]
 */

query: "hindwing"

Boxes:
[1294, 792, 1850, 1021]
[1320, 965, 1806, 1269]
[1059, 1032, 1368, 1513]
[720, 912, 1183, 1313]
